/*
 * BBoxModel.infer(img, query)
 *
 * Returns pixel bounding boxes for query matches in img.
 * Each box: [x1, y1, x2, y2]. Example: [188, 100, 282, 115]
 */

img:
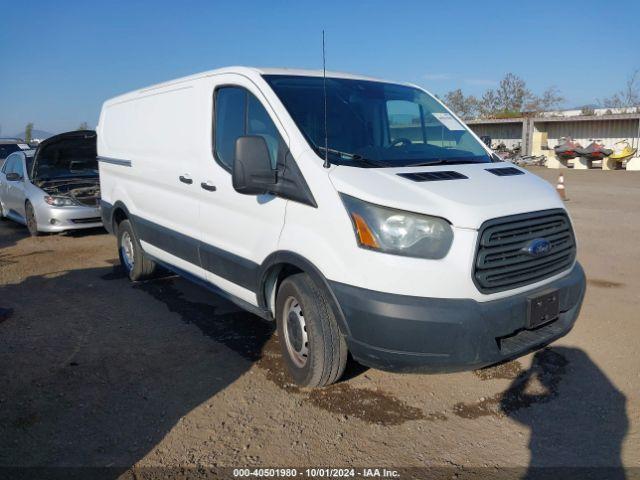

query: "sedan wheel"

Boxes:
[25, 202, 40, 237]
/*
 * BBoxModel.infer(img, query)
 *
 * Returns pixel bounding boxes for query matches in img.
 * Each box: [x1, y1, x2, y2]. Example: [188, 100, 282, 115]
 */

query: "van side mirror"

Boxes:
[6, 172, 22, 182]
[232, 136, 277, 195]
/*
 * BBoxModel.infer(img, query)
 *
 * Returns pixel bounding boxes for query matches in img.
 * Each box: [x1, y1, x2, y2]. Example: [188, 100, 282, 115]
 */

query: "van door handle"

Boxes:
[179, 175, 193, 185]
[200, 181, 217, 192]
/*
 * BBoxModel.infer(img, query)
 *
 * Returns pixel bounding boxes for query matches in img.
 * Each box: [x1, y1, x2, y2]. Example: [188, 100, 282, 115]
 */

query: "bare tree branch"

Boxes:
[600, 69, 640, 108]
[443, 89, 478, 120]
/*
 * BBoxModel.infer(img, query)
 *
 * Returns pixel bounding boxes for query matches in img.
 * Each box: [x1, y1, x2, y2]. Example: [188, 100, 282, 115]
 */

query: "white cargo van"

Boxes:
[98, 67, 585, 387]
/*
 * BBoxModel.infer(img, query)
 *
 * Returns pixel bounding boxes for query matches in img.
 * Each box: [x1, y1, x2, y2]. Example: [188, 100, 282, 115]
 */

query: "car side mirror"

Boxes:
[232, 135, 277, 195]
[5, 172, 22, 182]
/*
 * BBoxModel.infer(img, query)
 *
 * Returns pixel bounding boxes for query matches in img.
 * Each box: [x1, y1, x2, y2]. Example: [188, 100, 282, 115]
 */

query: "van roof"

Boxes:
[103, 66, 414, 106]
[256, 67, 392, 82]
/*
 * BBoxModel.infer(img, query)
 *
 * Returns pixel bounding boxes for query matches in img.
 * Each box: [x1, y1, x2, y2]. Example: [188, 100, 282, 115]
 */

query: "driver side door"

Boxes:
[2, 155, 21, 218]
[193, 76, 289, 306]
[0, 156, 13, 215]
[5, 155, 28, 219]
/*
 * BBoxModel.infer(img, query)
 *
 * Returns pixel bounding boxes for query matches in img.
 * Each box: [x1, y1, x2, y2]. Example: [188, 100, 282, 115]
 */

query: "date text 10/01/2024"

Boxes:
[232, 468, 400, 478]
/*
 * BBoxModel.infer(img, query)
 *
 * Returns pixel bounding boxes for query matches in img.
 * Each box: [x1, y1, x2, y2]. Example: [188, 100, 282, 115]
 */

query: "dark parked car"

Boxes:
[0, 139, 31, 169]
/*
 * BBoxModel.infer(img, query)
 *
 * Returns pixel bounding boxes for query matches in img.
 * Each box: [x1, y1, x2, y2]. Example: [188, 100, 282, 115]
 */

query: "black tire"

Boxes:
[25, 201, 40, 236]
[117, 219, 158, 281]
[276, 273, 348, 387]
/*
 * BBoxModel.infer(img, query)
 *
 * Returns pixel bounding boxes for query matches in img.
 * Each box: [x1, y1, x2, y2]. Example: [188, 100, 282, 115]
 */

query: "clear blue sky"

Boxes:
[1, 0, 638, 135]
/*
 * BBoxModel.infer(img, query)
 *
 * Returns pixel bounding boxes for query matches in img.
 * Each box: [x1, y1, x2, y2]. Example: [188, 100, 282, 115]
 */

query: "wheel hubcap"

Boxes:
[283, 296, 309, 368]
[120, 231, 135, 271]
[27, 206, 36, 232]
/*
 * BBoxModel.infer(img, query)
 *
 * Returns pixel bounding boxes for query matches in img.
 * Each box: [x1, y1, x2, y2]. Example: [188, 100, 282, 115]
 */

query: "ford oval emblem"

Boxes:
[525, 238, 552, 257]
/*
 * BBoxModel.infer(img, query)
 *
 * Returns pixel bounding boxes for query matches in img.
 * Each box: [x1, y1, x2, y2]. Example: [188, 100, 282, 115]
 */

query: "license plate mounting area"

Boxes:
[527, 290, 559, 329]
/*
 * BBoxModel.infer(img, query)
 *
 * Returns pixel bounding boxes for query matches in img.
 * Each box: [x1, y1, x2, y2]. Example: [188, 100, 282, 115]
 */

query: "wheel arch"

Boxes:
[104, 200, 132, 234]
[257, 251, 351, 337]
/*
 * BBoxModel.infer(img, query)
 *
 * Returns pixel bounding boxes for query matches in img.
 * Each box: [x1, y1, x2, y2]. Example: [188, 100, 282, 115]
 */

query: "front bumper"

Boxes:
[35, 203, 103, 232]
[330, 262, 586, 372]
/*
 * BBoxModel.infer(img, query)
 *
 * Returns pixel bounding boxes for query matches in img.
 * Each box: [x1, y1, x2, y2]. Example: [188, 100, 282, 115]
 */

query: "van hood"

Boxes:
[328, 162, 563, 230]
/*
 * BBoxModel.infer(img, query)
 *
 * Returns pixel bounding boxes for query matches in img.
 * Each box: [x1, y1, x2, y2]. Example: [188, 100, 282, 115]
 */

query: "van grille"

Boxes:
[473, 210, 576, 293]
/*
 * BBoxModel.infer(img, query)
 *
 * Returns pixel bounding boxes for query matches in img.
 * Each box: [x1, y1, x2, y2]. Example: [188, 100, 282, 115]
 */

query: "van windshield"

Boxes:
[264, 75, 490, 167]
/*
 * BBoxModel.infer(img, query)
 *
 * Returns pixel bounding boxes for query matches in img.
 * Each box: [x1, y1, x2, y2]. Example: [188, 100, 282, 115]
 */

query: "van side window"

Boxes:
[215, 87, 246, 169]
[214, 87, 284, 170]
[247, 94, 282, 168]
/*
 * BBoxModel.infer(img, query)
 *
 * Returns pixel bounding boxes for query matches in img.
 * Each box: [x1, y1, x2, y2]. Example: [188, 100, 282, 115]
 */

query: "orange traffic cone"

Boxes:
[556, 174, 567, 200]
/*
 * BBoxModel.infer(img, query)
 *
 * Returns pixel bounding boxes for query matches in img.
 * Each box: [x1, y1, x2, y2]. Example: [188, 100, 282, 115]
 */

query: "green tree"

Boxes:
[25, 123, 34, 143]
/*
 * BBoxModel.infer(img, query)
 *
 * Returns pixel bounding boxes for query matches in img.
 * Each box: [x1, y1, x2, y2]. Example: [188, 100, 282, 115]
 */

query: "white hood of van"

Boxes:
[329, 162, 563, 230]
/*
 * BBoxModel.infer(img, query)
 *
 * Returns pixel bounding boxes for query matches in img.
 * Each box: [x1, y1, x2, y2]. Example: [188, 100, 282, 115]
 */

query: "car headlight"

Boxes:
[340, 193, 453, 259]
[44, 195, 76, 207]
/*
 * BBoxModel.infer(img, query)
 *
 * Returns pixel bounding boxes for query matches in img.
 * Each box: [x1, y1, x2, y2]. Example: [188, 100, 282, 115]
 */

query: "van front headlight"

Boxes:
[340, 193, 453, 259]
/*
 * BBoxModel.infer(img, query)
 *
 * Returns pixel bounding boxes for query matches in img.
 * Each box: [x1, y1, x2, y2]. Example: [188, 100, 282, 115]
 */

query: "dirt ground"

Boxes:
[0, 168, 639, 478]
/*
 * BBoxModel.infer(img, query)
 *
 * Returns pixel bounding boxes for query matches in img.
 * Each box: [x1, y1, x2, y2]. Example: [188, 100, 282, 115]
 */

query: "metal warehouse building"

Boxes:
[468, 112, 640, 170]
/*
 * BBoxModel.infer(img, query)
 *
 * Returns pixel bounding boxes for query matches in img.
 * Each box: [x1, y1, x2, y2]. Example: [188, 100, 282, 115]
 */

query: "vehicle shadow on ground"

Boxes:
[0, 220, 107, 249]
[62, 227, 108, 239]
[499, 347, 629, 480]
[0, 265, 273, 474]
[0, 219, 28, 249]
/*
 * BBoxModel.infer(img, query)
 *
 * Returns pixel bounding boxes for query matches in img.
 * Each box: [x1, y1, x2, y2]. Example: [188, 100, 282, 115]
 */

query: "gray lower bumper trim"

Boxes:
[329, 263, 586, 372]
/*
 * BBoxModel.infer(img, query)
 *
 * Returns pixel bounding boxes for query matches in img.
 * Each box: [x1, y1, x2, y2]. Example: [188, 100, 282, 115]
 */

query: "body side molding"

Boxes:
[98, 156, 133, 167]
[147, 255, 271, 320]
[102, 203, 346, 333]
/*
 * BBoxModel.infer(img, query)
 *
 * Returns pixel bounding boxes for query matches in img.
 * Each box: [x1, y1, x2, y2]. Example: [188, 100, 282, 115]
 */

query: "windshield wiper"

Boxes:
[314, 146, 383, 167]
[405, 158, 484, 167]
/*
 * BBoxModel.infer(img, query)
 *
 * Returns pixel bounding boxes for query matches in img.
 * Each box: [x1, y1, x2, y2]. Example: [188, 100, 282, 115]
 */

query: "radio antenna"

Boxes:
[322, 30, 330, 168]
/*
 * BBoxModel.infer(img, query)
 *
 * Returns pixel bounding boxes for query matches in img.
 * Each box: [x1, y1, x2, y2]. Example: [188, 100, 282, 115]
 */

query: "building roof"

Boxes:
[467, 112, 640, 125]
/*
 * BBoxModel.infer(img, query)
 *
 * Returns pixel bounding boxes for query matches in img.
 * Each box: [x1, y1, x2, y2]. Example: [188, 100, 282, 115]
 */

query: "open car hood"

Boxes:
[32, 130, 98, 181]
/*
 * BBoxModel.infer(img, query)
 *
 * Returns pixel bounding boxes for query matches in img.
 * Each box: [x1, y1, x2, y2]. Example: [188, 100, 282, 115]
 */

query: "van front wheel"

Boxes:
[117, 219, 158, 281]
[276, 273, 348, 387]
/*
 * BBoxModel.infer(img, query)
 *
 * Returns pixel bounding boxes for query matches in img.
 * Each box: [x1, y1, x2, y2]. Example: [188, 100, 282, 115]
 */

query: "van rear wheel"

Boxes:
[117, 219, 158, 281]
[276, 273, 348, 387]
